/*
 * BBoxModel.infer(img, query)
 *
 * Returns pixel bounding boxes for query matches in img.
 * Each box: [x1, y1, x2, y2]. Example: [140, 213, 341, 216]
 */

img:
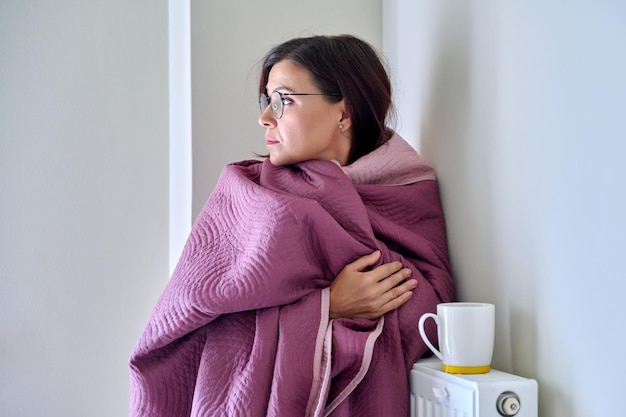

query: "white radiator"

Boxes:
[410, 357, 538, 417]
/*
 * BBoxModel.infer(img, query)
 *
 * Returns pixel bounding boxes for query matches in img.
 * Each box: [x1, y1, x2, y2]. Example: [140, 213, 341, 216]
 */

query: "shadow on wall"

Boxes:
[416, 0, 531, 374]
[419, 0, 498, 310]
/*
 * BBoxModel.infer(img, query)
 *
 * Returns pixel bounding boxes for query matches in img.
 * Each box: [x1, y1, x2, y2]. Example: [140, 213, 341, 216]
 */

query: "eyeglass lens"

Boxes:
[259, 92, 283, 119]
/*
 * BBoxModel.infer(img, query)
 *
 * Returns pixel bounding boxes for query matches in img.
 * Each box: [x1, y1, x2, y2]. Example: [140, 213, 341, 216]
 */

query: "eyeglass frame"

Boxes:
[259, 91, 342, 119]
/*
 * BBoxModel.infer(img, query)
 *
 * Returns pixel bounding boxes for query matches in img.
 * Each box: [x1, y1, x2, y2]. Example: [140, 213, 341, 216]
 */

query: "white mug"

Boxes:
[418, 302, 495, 374]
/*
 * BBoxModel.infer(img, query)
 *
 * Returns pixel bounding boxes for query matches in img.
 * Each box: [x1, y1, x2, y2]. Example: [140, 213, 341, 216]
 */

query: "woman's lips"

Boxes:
[265, 136, 279, 145]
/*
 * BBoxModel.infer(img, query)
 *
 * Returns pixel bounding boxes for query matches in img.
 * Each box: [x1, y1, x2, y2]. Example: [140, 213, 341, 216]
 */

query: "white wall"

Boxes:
[190, 0, 383, 216]
[384, 1, 626, 416]
[6, 1, 622, 416]
[0, 1, 169, 416]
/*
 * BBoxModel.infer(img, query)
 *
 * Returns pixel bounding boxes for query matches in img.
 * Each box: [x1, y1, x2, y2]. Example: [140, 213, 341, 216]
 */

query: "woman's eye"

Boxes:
[281, 97, 294, 105]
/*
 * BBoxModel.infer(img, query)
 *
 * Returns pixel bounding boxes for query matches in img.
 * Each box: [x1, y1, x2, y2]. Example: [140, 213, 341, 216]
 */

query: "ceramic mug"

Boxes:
[418, 302, 495, 374]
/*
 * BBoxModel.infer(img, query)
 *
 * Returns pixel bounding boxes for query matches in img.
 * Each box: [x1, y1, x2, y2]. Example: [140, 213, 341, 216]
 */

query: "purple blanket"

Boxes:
[130, 140, 454, 416]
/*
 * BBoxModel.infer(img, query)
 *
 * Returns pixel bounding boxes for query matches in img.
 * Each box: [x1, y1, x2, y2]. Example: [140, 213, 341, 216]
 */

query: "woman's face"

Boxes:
[258, 60, 351, 166]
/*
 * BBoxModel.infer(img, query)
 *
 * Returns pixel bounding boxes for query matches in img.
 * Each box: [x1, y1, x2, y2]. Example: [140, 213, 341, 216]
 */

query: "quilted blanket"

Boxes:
[129, 135, 455, 417]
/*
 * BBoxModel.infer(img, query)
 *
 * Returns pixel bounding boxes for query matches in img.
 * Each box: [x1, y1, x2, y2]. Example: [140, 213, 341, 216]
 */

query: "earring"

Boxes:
[339, 124, 344, 130]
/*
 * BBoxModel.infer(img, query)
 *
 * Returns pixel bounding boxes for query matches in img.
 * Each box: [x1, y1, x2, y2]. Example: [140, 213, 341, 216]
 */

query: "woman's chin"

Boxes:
[268, 154, 290, 166]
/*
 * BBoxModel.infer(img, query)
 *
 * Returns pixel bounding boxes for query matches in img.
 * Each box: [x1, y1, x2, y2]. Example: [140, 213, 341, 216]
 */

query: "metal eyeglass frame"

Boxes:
[259, 91, 342, 119]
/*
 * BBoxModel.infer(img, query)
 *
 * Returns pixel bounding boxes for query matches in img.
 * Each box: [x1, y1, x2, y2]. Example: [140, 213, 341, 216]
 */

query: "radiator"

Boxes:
[410, 357, 538, 417]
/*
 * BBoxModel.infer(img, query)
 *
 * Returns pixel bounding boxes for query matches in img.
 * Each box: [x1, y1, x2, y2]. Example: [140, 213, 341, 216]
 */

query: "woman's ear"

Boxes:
[338, 107, 352, 132]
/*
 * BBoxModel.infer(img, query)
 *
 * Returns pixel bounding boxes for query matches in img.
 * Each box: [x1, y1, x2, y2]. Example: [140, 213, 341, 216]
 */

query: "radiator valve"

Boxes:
[496, 391, 521, 416]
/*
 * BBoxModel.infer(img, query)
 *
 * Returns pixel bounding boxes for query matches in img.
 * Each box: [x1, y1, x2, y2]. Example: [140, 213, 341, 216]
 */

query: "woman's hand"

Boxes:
[329, 250, 418, 320]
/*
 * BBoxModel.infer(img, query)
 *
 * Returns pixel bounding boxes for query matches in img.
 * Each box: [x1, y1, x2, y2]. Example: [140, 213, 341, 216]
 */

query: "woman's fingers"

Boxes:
[379, 288, 414, 315]
[363, 277, 418, 318]
[373, 263, 418, 313]
[385, 276, 418, 302]
[370, 261, 412, 287]
[346, 250, 382, 272]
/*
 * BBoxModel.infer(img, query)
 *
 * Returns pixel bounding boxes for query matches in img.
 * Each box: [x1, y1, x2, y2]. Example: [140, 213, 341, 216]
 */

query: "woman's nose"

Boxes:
[258, 106, 276, 128]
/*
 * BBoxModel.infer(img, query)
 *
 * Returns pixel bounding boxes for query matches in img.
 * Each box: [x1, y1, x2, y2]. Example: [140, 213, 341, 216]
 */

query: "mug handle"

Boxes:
[418, 313, 443, 361]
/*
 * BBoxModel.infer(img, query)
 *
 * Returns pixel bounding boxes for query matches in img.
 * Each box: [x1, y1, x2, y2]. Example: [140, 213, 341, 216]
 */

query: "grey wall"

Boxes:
[384, 1, 626, 416]
[1, 1, 169, 416]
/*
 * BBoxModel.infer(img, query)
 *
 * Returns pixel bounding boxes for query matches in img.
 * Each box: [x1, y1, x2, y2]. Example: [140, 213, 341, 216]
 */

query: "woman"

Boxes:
[130, 35, 454, 417]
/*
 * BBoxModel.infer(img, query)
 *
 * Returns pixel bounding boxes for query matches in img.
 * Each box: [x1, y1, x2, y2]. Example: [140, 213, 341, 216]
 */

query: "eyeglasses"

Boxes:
[259, 91, 341, 119]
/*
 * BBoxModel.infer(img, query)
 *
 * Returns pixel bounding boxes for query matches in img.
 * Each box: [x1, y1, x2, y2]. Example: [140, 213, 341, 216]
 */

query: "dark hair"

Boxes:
[258, 35, 394, 164]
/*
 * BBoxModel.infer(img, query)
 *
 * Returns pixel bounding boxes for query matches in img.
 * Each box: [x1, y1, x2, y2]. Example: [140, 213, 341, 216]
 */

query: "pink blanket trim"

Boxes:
[323, 317, 385, 417]
[342, 133, 436, 185]
[306, 287, 331, 417]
